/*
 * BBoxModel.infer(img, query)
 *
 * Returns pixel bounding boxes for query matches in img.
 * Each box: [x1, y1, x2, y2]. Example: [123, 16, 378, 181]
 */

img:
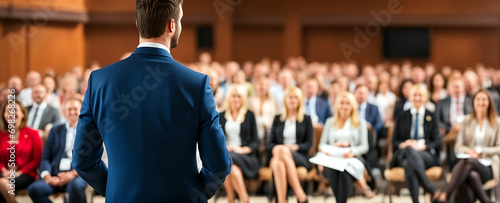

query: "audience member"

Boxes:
[302, 78, 332, 126]
[18, 71, 41, 107]
[219, 85, 259, 203]
[319, 92, 373, 203]
[0, 100, 42, 203]
[266, 86, 312, 203]
[248, 77, 277, 140]
[6, 76, 23, 97]
[28, 98, 87, 203]
[26, 84, 60, 138]
[434, 90, 498, 203]
[270, 69, 294, 113]
[428, 72, 448, 104]
[42, 74, 60, 109]
[390, 84, 442, 203]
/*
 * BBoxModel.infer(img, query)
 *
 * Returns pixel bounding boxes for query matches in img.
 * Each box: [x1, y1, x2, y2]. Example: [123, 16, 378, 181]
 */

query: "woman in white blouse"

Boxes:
[266, 86, 312, 203]
[248, 77, 277, 140]
[319, 92, 373, 203]
[219, 85, 260, 203]
[435, 89, 499, 203]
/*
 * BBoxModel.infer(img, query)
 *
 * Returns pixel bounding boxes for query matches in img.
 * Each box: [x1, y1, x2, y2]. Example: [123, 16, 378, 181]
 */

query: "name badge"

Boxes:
[59, 158, 72, 171]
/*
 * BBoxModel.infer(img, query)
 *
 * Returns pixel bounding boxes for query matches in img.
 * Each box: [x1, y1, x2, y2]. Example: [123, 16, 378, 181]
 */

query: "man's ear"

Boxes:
[167, 19, 176, 33]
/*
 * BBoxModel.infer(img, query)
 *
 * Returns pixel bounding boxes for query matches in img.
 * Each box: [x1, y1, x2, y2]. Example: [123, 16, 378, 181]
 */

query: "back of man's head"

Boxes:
[136, 0, 183, 39]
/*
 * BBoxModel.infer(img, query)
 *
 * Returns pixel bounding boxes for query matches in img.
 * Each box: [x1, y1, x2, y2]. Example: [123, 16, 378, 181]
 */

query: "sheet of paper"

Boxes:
[456, 154, 491, 166]
[318, 144, 350, 157]
[309, 152, 348, 172]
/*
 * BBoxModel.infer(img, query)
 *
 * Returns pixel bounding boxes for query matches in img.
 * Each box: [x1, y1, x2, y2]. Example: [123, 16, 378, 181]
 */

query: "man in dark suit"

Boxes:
[26, 84, 60, 137]
[28, 98, 87, 203]
[435, 78, 471, 169]
[72, 1, 232, 202]
[354, 85, 384, 169]
[302, 77, 332, 126]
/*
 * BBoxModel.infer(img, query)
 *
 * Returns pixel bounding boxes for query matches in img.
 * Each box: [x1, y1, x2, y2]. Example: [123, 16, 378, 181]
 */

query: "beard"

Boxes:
[170, 27, 181, 49]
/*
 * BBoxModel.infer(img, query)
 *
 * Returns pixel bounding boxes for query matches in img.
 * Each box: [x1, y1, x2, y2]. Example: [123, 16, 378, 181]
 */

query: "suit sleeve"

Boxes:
[39, 127, 56, 175]
[481, 119, 500, 156]
[247, 112, 259, 153]
[392, 116, 404, 151]
[297, 116, 313, 154]
[265, 116, 280, 151]
[197, 75, 232, 199]
[19, 130, 42, 175]
[425, 113, 442, 152]
[454, 119, 470, 154]
[72, 72, 108, 196]
[351, 120, 369, 156]
[372, 106, 384, 134]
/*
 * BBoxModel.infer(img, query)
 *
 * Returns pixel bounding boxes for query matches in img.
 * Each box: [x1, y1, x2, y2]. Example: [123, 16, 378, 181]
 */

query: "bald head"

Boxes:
[26, 71, 41, 88]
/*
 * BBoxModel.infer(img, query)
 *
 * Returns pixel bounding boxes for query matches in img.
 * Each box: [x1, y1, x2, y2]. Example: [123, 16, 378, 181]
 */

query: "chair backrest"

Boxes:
[310, 126, 324, 157]
[386, 125, 395, 165]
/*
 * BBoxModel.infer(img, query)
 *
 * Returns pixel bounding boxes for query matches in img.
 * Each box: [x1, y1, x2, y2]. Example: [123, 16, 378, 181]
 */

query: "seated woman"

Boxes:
[391, 84, 442, 203]
[435, 89, 498, 203]
[219, 85, 260, 203]
[319, 92, 373, 203]
[0, 100, 42, 203]
[266, 86, 312, 203]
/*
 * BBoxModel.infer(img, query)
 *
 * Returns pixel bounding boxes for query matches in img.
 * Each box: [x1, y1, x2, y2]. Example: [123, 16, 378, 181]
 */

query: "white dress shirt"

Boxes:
[283, 118, 297, 145]
[305, 96, 319, 124]
[225, 117, 242, 147]
[28, 101, 47, 130]
[450, 96, 465, 125]
[358, 102, 367, 120]
[410, 107, 426, 140]
[138, 42, 170, 53]
[18, 88, 33, 107]
[40, 122, 77, 179]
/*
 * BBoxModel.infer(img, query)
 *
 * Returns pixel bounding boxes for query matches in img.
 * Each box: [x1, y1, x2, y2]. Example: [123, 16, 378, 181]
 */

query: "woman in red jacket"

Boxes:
[0, 100, 42, 203]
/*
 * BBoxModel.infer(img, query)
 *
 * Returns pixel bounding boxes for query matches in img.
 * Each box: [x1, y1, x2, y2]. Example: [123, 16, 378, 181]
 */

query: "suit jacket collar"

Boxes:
[465, 118, 496, 147]
[131, 47, 173, 59]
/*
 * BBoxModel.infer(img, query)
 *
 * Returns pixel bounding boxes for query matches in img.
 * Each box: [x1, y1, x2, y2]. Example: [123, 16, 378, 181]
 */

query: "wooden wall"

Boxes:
[2, 0, 500, 84]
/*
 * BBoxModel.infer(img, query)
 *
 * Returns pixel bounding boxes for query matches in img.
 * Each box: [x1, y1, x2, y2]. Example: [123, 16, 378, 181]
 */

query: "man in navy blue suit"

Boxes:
[354, 85, 384, 169]
[302, 77, 332, 126]
[72, 0, 232, 202]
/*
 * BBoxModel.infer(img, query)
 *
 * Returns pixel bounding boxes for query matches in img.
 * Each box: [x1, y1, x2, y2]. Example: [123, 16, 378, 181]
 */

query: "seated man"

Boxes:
[28, 97, 87, 203]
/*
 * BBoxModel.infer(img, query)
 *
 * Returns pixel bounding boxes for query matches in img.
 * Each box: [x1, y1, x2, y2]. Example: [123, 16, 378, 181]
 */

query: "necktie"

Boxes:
[414, 113, 419, 140]
[306, 101, 310, 115]
[30, 107, 39, 127]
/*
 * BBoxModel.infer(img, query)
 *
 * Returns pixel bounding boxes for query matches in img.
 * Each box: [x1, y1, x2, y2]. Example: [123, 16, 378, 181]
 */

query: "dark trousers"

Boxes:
[446, 158, 492, 203]
[393, 147, 437, 203]
[27, 177, 87, 203]
[324, 168, 354, 203]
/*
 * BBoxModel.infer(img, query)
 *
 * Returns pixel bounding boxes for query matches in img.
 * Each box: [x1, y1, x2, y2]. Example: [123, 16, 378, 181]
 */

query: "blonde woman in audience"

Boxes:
[266, 87, 312, 203]
[248, 77, 277, 140]
[219, 85, 260, 203]
[319, 92, 373, 203]
[232, 70, 254, 97]
[373, 80, 396, 123]
[434, 90, 498, 203]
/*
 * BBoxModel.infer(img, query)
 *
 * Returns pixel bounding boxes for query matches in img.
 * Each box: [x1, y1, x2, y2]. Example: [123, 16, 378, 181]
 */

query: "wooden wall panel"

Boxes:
[28, 22, 85, 74]
[85, 24, 138, 67]
[431, 28, 499, 69]
[233, 26, 283, 63]
[0, 21, 28, 83]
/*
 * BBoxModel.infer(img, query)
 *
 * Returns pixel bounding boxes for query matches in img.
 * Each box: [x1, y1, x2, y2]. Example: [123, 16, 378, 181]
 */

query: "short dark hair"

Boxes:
[136, 0, 183, 38]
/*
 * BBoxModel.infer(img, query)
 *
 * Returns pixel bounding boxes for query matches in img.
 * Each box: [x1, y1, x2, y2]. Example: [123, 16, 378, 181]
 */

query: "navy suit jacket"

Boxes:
[40, 123, 69, 176]
[314, 97, 332, 125]
[72, 47, 232, 203]
[362, 103, 384, 137]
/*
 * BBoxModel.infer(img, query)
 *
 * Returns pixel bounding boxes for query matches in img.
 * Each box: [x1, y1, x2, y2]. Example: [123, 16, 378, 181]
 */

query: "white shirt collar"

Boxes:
[33, 101, 47, 109]
[65, 122, 77, 131]
[359, 102, 367, 110]
[410, 106, 425, 115]
[138, 42, 170, 53]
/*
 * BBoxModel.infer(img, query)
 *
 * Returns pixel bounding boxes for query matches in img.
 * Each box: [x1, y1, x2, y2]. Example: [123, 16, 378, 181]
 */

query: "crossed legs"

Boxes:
[270, 145, 307, 203]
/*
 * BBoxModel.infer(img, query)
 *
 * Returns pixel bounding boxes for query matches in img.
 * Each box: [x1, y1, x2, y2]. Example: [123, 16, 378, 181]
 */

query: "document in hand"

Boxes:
[456, 154, 492, 166]
[309, 144, 352, 172]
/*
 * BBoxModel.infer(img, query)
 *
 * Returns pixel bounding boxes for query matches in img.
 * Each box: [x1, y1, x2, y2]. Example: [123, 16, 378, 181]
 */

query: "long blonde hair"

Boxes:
[332, 91, 360, 128]
[280, 86, 305, 122]
[223, 85, 248, 123]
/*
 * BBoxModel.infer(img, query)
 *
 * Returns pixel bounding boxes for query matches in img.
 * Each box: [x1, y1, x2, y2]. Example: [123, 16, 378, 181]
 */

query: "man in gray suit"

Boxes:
[435, 77, 472, 169]
[27, 84, 60, 137]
